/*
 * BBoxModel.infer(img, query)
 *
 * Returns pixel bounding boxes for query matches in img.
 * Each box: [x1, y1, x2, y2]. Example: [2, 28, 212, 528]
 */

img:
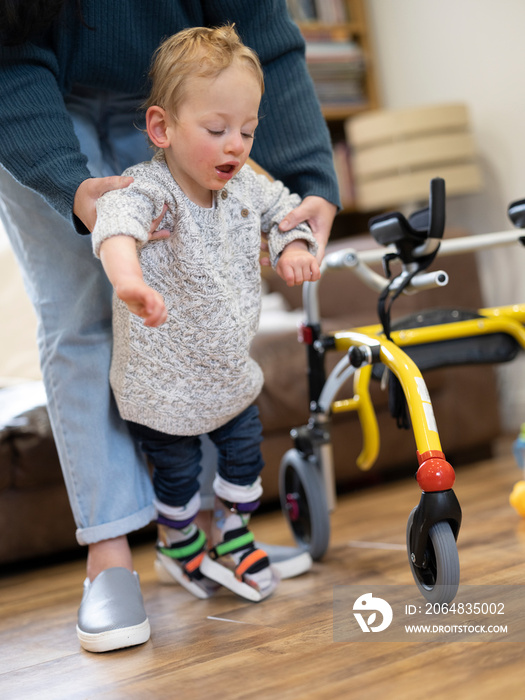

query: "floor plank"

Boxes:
[1, 439, 525, 699]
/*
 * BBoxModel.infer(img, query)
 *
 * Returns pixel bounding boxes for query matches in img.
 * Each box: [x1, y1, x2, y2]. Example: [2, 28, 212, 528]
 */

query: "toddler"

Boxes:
[92, 25, 320, 602]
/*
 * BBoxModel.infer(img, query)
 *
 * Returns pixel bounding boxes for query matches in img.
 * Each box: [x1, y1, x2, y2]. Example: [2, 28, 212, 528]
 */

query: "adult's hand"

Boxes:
[73, 177, 170, 239]
[73, 176, 134, 232]
[279, 195, 337, 263]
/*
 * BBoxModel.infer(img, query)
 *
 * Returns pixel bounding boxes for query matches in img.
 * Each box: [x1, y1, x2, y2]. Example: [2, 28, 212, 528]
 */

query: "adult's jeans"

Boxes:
[0, 90, 159, 544]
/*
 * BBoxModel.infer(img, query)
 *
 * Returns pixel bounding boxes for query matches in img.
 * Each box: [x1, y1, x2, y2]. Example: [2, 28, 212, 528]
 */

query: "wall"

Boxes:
[367, 0, 525, 429]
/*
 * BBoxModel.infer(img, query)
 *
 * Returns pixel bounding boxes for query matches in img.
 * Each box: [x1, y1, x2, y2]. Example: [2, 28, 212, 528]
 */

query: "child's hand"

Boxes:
[275, 240, 321, 287]
[115, 278, 167, 327]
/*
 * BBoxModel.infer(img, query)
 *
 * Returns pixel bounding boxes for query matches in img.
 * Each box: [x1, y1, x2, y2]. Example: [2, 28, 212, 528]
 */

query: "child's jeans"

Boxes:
[126, 405, 265, 511]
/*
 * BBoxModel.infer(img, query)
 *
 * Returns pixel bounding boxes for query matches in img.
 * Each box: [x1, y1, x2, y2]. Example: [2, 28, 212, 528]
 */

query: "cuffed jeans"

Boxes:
[0, 90, 159, 544]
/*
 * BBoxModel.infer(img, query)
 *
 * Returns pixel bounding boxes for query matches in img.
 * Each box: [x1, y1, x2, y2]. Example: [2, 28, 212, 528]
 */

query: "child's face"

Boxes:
[161, 61, 262, 207]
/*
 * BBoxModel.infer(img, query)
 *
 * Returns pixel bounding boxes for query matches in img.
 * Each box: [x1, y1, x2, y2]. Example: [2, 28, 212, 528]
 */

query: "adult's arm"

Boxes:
[0, 38, 90, 222]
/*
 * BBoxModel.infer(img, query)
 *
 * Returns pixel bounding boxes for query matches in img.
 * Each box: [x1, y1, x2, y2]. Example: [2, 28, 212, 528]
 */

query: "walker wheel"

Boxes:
[279, 449, 330, 560]
[406, 508, 460, 604]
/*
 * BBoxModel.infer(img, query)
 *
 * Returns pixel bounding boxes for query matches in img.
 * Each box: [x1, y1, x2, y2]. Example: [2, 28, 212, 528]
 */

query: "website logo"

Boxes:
[353, 593, 393, 633]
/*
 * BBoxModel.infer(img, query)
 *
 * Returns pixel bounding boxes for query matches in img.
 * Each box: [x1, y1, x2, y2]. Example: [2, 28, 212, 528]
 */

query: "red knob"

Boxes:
[416, 450, 455, 491]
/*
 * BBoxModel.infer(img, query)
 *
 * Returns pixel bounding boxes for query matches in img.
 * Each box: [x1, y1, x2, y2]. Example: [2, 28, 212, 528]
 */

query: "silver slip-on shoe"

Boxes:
[76, 567, 150, 653]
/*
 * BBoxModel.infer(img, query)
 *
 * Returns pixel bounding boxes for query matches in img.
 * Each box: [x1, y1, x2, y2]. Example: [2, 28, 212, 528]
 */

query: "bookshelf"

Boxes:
[287, 0, 380, 216]
[288, 0, 379, 118]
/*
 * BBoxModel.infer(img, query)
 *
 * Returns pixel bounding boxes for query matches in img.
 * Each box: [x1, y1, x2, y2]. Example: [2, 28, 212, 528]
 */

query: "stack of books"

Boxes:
[286, 0, 349, 23]
[305, 36, 366, 108]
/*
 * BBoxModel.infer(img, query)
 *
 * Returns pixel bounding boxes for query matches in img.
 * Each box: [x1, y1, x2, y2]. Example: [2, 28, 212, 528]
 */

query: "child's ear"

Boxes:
[146, 106, 172, 148]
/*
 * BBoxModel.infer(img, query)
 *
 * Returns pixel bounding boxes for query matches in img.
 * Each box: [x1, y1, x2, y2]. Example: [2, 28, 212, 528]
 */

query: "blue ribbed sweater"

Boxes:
[0, 0, 340, 228]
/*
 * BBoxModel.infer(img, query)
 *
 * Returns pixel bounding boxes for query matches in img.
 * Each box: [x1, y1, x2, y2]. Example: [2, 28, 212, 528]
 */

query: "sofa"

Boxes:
[0, 228, 501, 566]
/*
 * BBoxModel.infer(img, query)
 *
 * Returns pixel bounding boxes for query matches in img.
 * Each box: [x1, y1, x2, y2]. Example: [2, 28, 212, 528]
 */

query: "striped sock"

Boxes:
[157, 516, 206, 558]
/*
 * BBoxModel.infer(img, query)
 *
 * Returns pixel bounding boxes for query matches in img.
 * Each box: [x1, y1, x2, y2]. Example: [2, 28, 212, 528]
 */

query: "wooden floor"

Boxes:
[2, 439, 525, 699]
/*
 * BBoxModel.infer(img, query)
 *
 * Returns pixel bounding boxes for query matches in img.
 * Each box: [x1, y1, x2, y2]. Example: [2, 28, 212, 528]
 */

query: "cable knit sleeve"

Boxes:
[91, 160, 174, 257]
[241, 167, 318, 267]
[267, 211, 318, 269]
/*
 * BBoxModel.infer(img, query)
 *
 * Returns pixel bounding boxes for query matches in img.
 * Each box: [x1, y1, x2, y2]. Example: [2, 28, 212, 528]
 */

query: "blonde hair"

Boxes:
[145, 24, 265, 117]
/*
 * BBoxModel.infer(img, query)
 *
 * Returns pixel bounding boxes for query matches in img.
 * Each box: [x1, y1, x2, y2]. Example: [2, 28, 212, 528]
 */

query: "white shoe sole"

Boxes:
[155, 554, 217, 599]
[77, 618, 150, 653]
[200, 553, 267, 602]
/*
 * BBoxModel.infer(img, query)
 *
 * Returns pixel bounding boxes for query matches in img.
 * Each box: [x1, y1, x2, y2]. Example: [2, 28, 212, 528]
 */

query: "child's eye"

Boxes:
[207, 129, 225, 136]
[242, 133, 255, 139]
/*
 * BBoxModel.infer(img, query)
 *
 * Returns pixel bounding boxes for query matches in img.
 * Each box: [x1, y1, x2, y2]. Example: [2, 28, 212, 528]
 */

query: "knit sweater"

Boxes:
[92, 153, 317, 435]
[0, 0, 340, 227]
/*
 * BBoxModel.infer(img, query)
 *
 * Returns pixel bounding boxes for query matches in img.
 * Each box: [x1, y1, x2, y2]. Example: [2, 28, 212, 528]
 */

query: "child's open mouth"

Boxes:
[216, 163, 236, 180]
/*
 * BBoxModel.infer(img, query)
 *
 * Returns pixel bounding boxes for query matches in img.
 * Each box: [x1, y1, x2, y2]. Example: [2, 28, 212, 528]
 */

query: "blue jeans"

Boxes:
[127, 405, 264, 508]
[0, 90, 160, 544]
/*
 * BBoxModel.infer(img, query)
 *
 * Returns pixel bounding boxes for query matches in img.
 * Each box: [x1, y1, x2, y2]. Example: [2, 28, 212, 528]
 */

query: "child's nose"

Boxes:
[226, 132, 245, 156]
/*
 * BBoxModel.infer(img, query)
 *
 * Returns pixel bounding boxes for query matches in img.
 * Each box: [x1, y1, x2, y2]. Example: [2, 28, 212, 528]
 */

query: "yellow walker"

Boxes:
[279, 178, 525, 604]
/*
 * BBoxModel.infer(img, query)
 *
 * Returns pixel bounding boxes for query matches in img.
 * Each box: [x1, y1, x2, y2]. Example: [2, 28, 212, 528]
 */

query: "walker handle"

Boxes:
[508, 198, 525, 229]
